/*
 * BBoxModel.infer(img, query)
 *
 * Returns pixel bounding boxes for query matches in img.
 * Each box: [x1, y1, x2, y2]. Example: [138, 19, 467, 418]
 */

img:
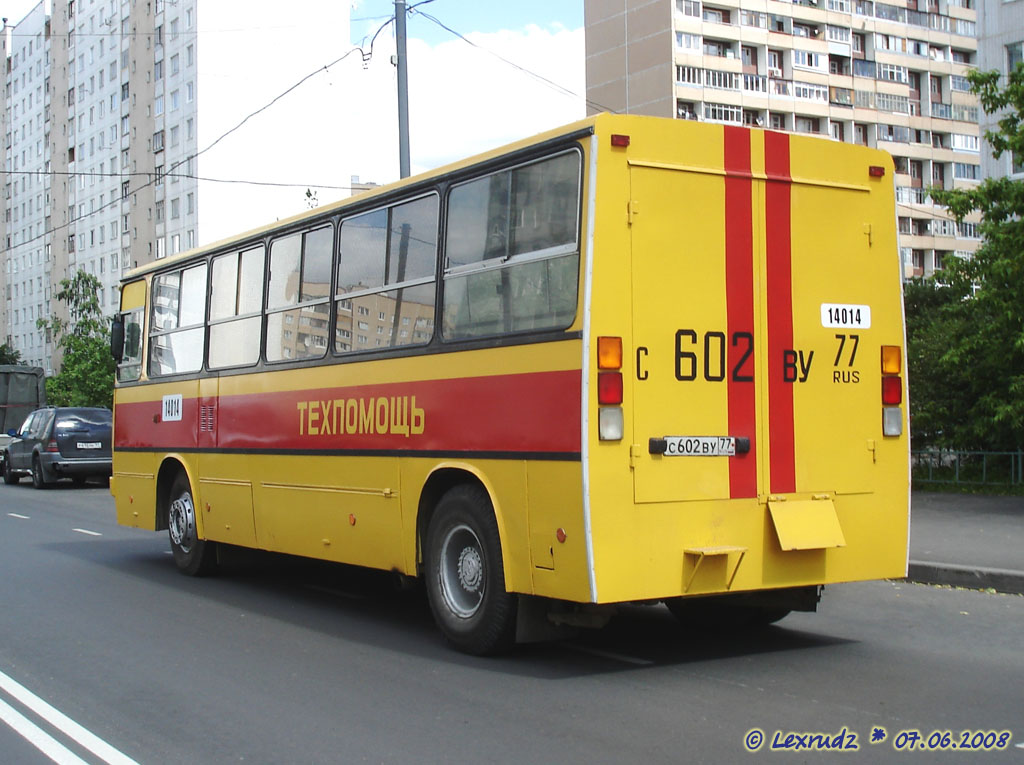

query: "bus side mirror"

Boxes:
[111, 315, 125, 363]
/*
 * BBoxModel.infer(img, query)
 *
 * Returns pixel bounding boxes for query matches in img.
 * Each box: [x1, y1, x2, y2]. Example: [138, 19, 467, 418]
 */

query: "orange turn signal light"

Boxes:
[597, 336, 623, 370]
[881, 345, 901, 375]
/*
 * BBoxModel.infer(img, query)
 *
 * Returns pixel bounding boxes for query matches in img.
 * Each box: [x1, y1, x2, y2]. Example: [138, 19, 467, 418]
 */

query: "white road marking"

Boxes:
[0, 696, 89, 765]
[0, 668, 139, 765]
[7, 513, 30, 519]
[71, 529, 102, 537]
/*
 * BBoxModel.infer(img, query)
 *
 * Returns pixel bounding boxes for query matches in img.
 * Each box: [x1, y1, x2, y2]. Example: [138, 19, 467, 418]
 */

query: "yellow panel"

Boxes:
[628, 162, 733, 503]
[197, 478, 257, 548]
[252, 455, 403, 570]
[768, 499, 846, 551]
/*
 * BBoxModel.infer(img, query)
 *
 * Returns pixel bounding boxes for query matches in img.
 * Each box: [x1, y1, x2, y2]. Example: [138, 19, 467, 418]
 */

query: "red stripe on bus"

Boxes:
[724, 126, 757, 499]
[765, 131, 796, 494]
[114, 369, 582, 455]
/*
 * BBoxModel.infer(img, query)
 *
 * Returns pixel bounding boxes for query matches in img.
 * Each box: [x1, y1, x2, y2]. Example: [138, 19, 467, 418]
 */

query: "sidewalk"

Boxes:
[908, 491, 1024, 594]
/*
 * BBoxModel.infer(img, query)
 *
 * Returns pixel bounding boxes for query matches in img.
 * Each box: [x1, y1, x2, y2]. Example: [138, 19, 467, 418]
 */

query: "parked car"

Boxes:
[2, 407, 112, 489]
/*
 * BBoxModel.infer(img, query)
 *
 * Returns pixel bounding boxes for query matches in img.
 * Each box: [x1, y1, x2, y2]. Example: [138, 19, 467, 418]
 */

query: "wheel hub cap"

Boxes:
[457, 547, 483, 592]
[168, 493, 196, 553]
[439, 524, 485, 618]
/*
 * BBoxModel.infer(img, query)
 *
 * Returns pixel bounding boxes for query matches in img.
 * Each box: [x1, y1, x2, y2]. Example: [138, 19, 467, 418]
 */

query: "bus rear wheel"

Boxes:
[424, 484, 516, 655]
[167, 471, 217, 576]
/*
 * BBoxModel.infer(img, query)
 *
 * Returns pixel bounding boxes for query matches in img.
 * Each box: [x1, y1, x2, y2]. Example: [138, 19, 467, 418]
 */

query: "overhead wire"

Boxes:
[410, 8, 616, 115]
[4, 4, 599, 255]
[4, 14, 397, 254]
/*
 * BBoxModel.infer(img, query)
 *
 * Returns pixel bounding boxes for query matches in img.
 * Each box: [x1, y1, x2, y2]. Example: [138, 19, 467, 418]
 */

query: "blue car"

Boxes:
[2, 407, 113, 488]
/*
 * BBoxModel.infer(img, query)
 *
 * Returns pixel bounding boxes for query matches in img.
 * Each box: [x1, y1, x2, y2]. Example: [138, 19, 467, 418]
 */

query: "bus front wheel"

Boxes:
[167, 471, 217, 576]
[424, 484, 516, 655]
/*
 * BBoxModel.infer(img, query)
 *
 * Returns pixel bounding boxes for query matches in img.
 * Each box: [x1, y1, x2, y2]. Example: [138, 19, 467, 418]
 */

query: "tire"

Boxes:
[31, 456, 49, 490]
[167, 471, 217, 576]
[424, 484, 516, 655]
[2, 455, 19, 485]
[665, 597, 790, 631]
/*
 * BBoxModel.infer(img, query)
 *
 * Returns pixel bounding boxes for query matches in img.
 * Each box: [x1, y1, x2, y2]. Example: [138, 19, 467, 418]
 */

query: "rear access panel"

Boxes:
[628, 129, 760, 504]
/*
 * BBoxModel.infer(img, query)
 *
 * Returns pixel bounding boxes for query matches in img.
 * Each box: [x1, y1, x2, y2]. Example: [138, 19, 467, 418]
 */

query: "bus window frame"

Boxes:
[264, 222, 335, 365]
[207, 243, 267, 372]
[114, 131, 592, 386]
[333, 190, 441, 357]
[439, 147, 584, 344]
[147, 260, 209, 378]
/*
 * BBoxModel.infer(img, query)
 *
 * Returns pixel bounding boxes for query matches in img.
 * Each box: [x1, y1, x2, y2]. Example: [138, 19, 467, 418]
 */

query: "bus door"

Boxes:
[196, 375, 258, 548]
[628, 157, 760, 505]
[629, 129, 893, 507]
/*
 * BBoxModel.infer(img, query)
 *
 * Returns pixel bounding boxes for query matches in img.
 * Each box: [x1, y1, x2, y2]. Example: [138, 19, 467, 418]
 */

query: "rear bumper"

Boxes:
[41, 455, 113, 477]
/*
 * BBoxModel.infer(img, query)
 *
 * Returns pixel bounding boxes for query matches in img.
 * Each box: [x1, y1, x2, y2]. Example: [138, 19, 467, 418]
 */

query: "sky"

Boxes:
[3, 0, 586, 244]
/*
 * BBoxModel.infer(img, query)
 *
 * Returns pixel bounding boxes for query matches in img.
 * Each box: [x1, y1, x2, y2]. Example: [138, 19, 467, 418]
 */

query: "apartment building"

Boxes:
[978, 0, 1024, 181]
[3, 0, 198, 372]
[585, 0, 982, 279]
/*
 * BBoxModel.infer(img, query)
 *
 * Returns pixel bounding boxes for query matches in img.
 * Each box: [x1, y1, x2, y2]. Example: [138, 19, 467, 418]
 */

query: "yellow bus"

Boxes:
[110, 114, 909, 654]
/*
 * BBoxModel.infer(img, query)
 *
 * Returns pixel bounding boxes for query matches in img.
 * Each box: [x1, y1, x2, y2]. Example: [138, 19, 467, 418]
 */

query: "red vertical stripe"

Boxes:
[724, 126, 757, 499]
[765, 131, 796, 494]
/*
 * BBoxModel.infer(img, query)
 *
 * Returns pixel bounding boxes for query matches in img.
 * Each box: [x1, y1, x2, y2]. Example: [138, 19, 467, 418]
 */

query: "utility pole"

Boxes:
[394, 0, 411, 179]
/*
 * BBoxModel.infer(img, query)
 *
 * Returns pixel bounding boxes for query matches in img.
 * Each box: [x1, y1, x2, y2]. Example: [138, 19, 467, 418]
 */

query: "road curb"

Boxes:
[907, 560, 1024, 596]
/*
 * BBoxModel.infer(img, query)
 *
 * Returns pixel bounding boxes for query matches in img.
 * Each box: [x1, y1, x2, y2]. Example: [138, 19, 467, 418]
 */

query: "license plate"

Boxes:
[663, 436, 735, 457]
[77, 442, 102, 449]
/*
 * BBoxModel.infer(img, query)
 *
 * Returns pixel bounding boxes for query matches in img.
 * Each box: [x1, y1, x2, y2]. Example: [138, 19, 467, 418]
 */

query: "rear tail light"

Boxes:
[45, 439, 60, 453]
[881, 375, 902, 405]
[599, 408, 624, 440]
[881, 345, 903, 436]
[598, 372, 623, 405]
[597, 336, 624, 440]
[882, 407, 902, 437]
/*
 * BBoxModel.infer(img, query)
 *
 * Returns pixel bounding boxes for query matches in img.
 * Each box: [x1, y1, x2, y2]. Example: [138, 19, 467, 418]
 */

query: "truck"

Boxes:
[0, 365, 47, 462]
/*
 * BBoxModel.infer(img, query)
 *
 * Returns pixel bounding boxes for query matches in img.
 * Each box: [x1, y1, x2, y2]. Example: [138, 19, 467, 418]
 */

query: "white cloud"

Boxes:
[346, 24, 586, 179]
[197, 8, 584, 245]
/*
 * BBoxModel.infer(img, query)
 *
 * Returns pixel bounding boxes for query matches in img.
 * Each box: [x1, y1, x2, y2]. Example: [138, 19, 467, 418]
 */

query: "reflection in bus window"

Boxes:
[209, 245, 264, 369]
[335, 195, 438, 353]
[266, 225, 332, 363]
[443, 151, 581, 339]
[149, 262, 207, 376]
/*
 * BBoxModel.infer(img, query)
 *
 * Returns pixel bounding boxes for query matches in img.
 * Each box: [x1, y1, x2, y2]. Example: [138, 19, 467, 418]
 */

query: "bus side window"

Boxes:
[266, 226, 332, 363]
[209, 245, 264, 369]
[148, 262, 207, 376]
[335, 195, 438, 354]
[442, 151, 581, 340]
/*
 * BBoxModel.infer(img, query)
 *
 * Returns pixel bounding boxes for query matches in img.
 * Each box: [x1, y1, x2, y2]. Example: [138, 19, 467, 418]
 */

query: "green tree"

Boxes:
[909, 65, 1024, 450]
[0, 342, 24, 365]
[37, 271, 115, 408]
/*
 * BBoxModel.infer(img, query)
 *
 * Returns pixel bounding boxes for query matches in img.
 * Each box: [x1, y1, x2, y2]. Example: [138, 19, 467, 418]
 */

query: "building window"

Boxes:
[1008, 42, 1024, 71]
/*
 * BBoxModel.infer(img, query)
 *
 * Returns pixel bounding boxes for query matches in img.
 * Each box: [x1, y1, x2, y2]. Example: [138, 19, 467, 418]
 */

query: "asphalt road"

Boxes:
[1, 482, 1022, 764]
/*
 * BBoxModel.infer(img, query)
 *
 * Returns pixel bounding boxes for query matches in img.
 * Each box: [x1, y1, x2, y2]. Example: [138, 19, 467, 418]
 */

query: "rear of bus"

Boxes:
[582, 115, 909, 612]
